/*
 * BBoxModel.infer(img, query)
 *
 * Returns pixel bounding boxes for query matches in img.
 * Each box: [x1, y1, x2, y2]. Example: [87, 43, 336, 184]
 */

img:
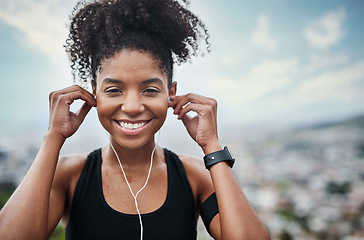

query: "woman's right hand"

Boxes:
[48, 85, 96, 140]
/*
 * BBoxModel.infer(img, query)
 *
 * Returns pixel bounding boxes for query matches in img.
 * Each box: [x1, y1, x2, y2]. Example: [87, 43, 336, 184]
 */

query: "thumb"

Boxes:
[76, 102, 93, 123]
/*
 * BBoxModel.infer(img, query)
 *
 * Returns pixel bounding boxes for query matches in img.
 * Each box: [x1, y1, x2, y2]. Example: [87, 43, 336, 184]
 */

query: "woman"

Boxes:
[0, 0, 270, 239]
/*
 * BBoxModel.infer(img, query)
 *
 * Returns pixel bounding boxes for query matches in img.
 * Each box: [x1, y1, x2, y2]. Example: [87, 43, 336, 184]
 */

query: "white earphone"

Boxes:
[106, 131, 161, 240]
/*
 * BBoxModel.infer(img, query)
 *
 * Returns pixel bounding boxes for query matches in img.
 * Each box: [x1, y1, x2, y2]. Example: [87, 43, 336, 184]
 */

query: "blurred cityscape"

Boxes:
[234, 115, 364, 240]
[1, 114, 364, 239]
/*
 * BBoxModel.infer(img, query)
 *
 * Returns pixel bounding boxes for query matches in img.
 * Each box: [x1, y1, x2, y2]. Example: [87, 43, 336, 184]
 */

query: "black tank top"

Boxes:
[65, 148, 197, 240]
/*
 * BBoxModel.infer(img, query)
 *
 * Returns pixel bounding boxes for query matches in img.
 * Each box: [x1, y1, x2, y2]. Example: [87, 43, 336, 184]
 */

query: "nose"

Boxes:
[121, 93, 144, 116]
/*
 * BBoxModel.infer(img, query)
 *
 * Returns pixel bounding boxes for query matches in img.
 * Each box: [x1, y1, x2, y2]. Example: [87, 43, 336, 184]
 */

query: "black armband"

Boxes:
[200, 192, 219, 235]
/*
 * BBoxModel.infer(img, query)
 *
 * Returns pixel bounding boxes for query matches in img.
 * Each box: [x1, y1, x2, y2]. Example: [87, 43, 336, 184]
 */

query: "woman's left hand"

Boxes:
[169, 93, 221, 154]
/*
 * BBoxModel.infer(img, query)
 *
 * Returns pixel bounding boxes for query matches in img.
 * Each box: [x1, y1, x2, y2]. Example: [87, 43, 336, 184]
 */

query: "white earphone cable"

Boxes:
[107, 131, 160, 240]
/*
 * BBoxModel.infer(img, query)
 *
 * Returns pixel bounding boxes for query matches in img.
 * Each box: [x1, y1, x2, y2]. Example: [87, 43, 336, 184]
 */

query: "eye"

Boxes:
[105, 88, 122, 94]
[143, 88, 159, 94]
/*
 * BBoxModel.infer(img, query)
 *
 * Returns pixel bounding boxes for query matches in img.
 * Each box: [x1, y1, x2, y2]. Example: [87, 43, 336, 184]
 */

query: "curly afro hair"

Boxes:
[64, 0, 210, 87]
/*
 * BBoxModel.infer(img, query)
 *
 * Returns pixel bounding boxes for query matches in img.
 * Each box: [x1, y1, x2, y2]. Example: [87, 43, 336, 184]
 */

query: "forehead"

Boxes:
[96, 49, 166, 84]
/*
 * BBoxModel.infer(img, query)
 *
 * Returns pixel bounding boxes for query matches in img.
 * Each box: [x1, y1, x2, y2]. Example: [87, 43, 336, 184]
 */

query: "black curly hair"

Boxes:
[64, 0, 210, 88]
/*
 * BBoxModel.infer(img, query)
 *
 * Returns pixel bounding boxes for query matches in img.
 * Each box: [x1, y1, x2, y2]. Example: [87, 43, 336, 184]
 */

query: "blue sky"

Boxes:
[0, 0, 364, 151]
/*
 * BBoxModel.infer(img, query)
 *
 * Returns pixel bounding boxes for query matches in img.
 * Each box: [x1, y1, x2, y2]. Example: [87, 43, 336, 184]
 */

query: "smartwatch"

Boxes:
[203, 146, 235, 170]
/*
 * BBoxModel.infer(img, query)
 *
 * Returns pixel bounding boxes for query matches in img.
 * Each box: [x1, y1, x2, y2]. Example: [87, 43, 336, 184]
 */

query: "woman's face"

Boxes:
[94, 49, 176, 150]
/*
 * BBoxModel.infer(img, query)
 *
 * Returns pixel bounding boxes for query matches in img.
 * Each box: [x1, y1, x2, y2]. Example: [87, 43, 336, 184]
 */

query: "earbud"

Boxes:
[168, 97, 170, 103]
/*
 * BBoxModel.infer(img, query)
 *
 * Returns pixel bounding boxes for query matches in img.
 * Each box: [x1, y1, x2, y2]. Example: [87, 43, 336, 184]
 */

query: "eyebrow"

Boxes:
[141, 78, 164, 85]
[102, 78, 122, 84]
[102, 77, 164, 85]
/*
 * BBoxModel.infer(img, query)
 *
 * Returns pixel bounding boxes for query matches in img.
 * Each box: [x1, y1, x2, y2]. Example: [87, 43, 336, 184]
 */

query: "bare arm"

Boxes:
[0, 86, 96, 239]
[208, 159, 270, 239]
[170, 93, 270, 240]
[0, 133, 65, 240]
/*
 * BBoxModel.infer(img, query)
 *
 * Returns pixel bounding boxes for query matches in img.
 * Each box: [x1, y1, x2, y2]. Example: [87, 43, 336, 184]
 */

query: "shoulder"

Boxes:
[57, 153, 89, 174]
[53, 152, 90, 189]
[176, 153, 215, 203]
[177, 153, 206, 176]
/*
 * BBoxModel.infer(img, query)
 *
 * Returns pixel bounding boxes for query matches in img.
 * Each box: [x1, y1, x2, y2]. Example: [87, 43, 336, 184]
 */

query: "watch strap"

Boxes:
[203, 146, 235, 169]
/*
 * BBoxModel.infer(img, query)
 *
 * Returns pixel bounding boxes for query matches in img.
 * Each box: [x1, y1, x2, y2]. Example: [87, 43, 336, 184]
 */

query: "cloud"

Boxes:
[305, 53, 349, 73]
[251, 15, 278, 52]
[201, 58, 299, 126]
[243, 58, 297, 100]
[266, 60, 364, 115]
[251, 58, 298, 80]
[208, 58, 298, 103]
[0, 0, 69, 61]
[295, 60, 364, 103]
[205, 55, 364, 126]
[304, 8, 346, 50]
[237, 59, 364, 126]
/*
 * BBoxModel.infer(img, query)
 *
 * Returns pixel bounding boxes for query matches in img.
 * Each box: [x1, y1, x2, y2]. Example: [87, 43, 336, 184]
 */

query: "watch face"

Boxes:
[224, 146, 235, 160]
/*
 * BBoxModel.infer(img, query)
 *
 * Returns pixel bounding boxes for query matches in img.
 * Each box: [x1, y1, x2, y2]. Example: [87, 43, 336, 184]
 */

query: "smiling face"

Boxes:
[95, 49, 176, 150]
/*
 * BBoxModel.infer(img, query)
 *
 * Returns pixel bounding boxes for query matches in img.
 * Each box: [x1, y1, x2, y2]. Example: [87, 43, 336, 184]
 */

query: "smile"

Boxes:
[116, 121, 148, 130]
[114, 119, 152, 133]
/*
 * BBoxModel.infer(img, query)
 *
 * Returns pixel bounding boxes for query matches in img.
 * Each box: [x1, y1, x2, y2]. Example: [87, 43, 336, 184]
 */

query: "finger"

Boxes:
[180, 113, 198, 140]
[75, 101, 93, 123]
[175, 93, 215, 105]
[57, 89, 96, 109]
[168, 95, 180, 109]
[67, 86, 96, 107]
[177, 102, 209, 119]
[54, 85, 91, 96]
[171, 94, 215, 115]
[171, 95, 198, 115]
[50, 85, 96, 108]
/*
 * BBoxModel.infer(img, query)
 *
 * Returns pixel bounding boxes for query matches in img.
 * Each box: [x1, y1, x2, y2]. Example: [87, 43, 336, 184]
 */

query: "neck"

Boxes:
[105, 135, 158, 169]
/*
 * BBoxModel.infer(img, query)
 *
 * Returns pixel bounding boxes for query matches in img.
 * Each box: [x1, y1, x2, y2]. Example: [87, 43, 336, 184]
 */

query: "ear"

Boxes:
[91, 81, 96, 96]
[168, 81, 177, 97]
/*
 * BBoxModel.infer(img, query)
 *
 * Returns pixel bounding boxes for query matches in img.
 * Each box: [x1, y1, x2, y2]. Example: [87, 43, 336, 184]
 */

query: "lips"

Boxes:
[114, 119, 151, 135]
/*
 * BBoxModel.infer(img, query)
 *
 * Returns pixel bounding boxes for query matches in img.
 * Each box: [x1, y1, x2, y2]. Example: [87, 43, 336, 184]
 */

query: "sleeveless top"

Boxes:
[65, 148, 197, 240]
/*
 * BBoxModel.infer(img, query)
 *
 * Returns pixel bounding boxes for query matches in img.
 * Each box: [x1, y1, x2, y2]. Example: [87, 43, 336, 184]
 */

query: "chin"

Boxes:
[111, 135, 157, 151]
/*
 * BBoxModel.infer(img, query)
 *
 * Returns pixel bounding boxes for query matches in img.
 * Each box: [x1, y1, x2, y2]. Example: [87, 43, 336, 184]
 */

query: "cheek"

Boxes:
[96, 98, 118, 125]
[159, 104, 169, 120]
[97, 98, 114, 114]
[156, 95, 169, 108]
[146, 97, 169, 123]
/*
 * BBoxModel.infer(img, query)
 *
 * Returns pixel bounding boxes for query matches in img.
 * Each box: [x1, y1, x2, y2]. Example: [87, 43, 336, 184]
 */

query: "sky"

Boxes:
[0, 0, 364, 153]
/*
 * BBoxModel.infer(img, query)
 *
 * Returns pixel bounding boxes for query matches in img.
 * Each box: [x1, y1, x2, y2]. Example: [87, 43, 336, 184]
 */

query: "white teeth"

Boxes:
[118, 121, 147, 130]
